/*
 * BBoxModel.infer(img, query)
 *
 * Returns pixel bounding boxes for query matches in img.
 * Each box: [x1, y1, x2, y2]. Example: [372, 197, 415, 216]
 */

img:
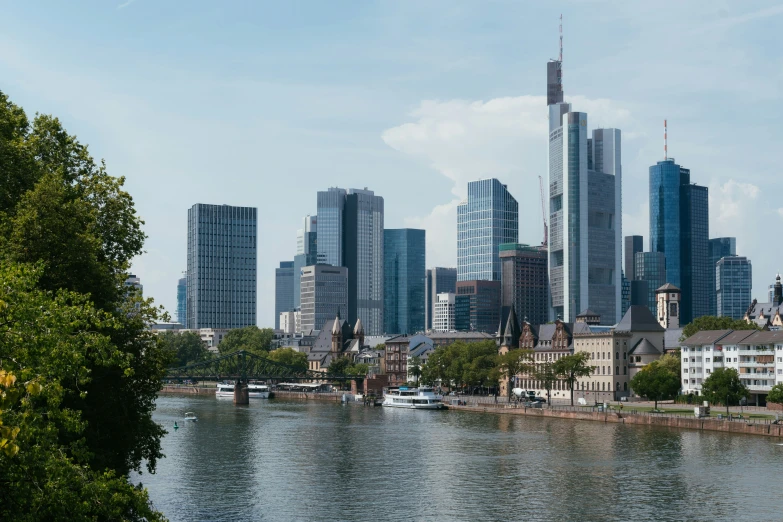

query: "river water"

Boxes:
[134, 395, 782, 521]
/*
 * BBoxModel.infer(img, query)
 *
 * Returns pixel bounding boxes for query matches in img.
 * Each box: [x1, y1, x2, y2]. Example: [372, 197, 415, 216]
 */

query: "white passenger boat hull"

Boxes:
[382, 387, 444, 409]
[382, 401, 443, 409]
[215, 385, 270, 399]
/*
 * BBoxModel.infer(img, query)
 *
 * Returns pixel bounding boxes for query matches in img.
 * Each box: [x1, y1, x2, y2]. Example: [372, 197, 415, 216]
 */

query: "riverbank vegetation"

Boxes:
[0, 91, 168, 520]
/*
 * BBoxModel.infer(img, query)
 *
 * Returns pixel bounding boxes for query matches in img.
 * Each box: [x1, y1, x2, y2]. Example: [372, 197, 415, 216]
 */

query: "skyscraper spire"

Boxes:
[559, 14, 563, 63]
[664, 119, 668, 160]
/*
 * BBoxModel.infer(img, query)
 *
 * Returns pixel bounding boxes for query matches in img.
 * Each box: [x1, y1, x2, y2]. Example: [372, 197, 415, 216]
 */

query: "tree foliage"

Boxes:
[532, 362, 558, 404]
[552, 352, 594, 406]
[766, 383, 783, 405]
[420, 341, 499, 392]
[629, 360, 681, 410]
[408, 356, 423, 385]
[218, 326, 274, 356]
[496, 349, 533, 399]
[681, 316, 760, 340]
[267, 347, 308, 373]
[159, 331, 212, 367]
[701, 368, 749, 415]
[0, 90, 167, 518]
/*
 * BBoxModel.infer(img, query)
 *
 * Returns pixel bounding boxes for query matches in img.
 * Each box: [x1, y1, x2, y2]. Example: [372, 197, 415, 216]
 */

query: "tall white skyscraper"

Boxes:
[547, 60, 622, 324]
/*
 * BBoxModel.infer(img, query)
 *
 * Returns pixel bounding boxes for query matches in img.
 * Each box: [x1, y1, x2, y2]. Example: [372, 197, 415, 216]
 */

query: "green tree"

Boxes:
[553, 352, 594, 406]
[419, 340, 498, 393]
[160, 331, 212, 367]
[327, 357, 352, 375]
[657, 351, 682, 377]
[496, 349, 533, 399]
[681, 316, 759, 340]
[0, 92, 169, 478]
[349, 363, 370, 376]
[218, 326, 274, 355]
[701, 368, 750, 415]
[766, 383, 783, 405]
[629, 361, 681, 410]
[0, 262, 164, 521]
[532, 362, 558, 405]
[268, 347, 308, 373]
[409, 356, 423, 386]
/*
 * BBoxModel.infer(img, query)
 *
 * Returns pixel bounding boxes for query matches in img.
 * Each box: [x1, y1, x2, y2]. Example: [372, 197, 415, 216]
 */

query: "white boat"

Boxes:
[382, 387, 444, 409]
[215, 382, 271, 399]
[184, 412, 198, 421]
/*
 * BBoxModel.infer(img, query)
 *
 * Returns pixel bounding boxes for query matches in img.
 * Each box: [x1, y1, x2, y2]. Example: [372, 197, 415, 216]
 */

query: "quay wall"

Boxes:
[159, 386, 345, 402]
[449, 404, 783, 438]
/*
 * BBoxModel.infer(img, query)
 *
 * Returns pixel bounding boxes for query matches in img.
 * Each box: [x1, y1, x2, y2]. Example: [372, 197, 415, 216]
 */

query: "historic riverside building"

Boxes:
[383, 228, 426, 335]
[186, 204, 257, 329]
[547, 55, 622, 324]
[649, 157, 709, 325]
[744, 275, 783, 328]
[307, 315, 366, 372]
[457, 178, 518, 282]
[425, 267, 457, 331]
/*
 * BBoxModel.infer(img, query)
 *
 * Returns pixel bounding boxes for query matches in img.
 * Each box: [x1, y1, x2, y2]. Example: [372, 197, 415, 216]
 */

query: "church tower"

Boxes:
[656, 283, 681, 329]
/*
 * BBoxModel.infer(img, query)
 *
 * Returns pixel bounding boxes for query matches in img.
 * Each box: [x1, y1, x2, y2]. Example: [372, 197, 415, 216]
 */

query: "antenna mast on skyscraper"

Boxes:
[559, 14, 563, 62]
[664, 119, 668, 160]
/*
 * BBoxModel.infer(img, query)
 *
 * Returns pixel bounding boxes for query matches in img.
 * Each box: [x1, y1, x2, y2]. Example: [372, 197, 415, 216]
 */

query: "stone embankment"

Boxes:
[159, 385, 346, 402]
[449, 403, 783, 438]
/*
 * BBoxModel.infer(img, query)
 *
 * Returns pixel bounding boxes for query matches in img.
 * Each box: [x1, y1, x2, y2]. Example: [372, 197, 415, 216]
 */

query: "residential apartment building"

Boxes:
[299, 265, 348, 334]
[186, 204, 257, 329]
[425, 267, 457, 330]
[384, 228, 426, 335]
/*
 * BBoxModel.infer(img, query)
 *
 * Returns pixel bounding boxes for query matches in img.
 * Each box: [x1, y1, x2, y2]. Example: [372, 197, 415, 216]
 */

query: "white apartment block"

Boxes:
[433, 292, 455, 332]
[279, 310, 300, 335]
[681, 330, 783, 405]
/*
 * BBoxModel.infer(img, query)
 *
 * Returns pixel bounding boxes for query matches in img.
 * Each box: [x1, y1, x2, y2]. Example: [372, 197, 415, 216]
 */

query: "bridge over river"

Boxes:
[165, 350, 364, 404]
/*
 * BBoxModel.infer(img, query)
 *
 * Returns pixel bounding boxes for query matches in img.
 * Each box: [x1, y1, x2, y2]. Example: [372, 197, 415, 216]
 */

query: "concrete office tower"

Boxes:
[275, 261, 295, 329]
[433, 292, 456, 332]
[316, 187, 384, 335]
[708, 237, 737, 316]
[548, 112, 622, 324]
[425, 267, 457, 330]
[649, 158, 709, 324]
[455, 280, 501, 333]
[624, 236, 643, 281]
[384, 229, 426, 335]
[299, 265, 348, 334]
[717, 256, 752, 320]
[177, 275, 187, 326]
[457, 178, 518, 282]
[634, 252, 667, 316]
[186, 204, 257, 329]
[499, 243, 549, 327]
[294, 215, 318, 308]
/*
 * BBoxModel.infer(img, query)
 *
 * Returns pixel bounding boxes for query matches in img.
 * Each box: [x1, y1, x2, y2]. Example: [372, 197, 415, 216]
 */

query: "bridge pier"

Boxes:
[234, 381, 249, 405]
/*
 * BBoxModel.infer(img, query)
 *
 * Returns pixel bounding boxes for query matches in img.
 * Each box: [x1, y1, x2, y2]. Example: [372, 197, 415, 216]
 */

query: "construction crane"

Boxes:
[538, 176, 548, 247]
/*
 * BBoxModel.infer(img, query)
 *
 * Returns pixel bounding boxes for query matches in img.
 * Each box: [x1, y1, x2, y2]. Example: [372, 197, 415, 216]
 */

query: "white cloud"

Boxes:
[710, 180, 760, 226]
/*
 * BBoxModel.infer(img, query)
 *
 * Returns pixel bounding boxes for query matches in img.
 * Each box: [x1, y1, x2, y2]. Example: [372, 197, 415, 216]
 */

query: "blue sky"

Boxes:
[2, 1, 782, 326]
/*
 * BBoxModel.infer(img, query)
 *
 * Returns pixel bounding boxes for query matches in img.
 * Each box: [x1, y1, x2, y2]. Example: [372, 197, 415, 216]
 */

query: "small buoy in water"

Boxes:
[174, 422, 179, 430]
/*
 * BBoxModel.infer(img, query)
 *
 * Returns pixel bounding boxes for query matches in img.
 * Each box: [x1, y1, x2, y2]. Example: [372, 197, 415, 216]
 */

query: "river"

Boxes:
[134, 395, 782, 521]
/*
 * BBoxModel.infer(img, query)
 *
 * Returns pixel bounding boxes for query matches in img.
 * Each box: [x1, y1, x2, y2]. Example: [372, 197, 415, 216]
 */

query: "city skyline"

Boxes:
[2, 3, 781, 326]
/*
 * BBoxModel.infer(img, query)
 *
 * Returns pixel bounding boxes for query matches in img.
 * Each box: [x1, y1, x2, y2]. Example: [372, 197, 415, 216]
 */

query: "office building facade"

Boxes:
[709, 237, 737, 316]
[299, 265, 348, 334]
[455, 280, 501, 333]
[177, 276, 187, 326]
[716, 256, 752, 320]
[433, 293, 455, 332]
[425, 267, 457, 331]
[624, 235, 643, 281]
[275, 261, 295, 329]
[649, 158, 710, 324]
[384, 229, 426, 335]
[294, 215, 318, 308]
[499, 243, 549, 326]
[186, 204, 257, 329]
[634, 252, 667, 316]
[457, 178, 518, 282]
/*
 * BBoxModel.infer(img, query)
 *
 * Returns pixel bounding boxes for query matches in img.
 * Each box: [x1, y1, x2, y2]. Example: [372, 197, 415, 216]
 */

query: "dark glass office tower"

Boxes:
[177, 275, 187, 326]
[187, 204, 257, 329]
[455, 280, 501, 333]
[499, 243, 548, 326]
[708, 237, 736, 316]
[275, 261, 294, 329]
[624, 236, 643, 281]
[634, 252, 666, 316]
[716, 256, 751, 320]
[384, 229, 426, 334]
[649, 159, 709, 324]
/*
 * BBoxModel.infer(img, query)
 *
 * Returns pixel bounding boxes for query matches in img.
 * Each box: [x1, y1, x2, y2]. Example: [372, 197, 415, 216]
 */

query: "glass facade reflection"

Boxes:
[635, 252, 666, 316]
[275, 261, 294, 329]
[457, 179, 518, 282]
[716, 256, 752, 320]
[384, 229, 426, 334]
[316, 189, 345, 266]
[708, 237, 736, 316]
[177, 276, 187, 326]
[454, 280, 501, 333]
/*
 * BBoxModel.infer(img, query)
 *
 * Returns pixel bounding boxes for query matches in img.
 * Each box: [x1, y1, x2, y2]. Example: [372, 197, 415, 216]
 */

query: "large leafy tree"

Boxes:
[0, 91, 170, 513]
[532, 362, 558, 405]
[766, 383, 783, 405]
[408, 356, 423, 386]
[496, 349, 533, 399]
[681, 316, 759, 340]
[159, 331, 212, 367]
[701, 368, 749, 415]
[553, 352, 594, 406]
[218, 326, 274, 356]
[629, 361, 681, 410]
[267, 347, 308, 373]
[419, 340, 498, 393]
[0, 262, 164, 521]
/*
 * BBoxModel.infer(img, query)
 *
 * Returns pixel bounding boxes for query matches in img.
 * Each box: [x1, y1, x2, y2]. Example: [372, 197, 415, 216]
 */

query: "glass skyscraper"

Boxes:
[708, 237, 736, 316]
[455, 280, 501, 333]
[293, 215, 318, 309]
[275, 261, 294, 329]
[186, 204, 257, 329]
[316, 188, 346, 266]
[716, 256, 752, 320]
[383, 229, 426, 334]
[624, 235, 643, 281]
[457, 178, 518, 282]
[634, 252, 667, 316]
[649, 158, 709, 324]
[176, 275, 187, 326]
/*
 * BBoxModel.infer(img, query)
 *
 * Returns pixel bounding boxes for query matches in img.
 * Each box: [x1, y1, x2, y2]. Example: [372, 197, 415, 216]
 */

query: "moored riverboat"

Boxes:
[382, 386, 444, 409]
[215, 382, 272, 399]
